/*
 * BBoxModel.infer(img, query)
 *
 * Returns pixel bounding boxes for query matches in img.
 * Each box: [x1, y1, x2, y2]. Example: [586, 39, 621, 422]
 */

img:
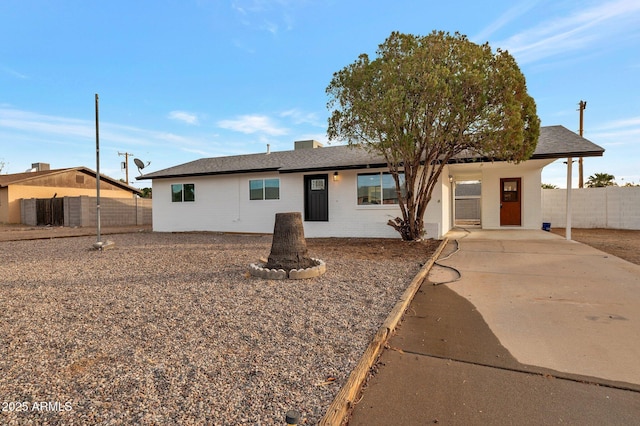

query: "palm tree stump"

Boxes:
[249, 212, 326, 279]
[265, 212, 316, 270]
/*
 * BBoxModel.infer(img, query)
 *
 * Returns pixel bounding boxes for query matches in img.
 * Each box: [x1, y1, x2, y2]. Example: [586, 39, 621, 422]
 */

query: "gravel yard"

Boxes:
[0, 232, 438, 425]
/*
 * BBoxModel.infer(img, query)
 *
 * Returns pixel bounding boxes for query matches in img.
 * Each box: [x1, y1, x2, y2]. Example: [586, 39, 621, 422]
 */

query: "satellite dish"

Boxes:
[134, 158, 150, 175]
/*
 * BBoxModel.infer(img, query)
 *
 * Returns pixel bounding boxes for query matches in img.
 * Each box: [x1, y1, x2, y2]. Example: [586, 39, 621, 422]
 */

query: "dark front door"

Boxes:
[304, 174, 328, 221]
[500, 178, 521, 226]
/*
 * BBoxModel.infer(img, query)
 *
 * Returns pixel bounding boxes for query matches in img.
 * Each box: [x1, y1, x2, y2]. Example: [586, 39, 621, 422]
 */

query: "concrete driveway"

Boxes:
[348, 228, 640, 425]
[440, 228, 640, 386]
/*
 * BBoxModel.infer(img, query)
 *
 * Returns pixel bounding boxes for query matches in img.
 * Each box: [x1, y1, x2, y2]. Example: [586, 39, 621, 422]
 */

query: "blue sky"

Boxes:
[1, 0, 638, 188]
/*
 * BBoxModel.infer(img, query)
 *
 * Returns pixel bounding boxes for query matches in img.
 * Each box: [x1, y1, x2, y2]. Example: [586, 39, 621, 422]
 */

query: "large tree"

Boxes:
[327, 31, 540, 240]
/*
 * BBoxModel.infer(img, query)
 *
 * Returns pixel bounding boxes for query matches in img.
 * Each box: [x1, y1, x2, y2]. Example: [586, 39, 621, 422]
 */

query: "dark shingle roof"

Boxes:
[532, 125, 605, 159]
[138, 125, 604, 180]
[138, 145, 386, 180]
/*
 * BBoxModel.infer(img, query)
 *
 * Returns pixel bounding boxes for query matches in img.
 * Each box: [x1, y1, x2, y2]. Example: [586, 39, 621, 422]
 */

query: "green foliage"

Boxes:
[541, 183, 558, 189]
[326, 31, 540, 240]
[140, 187, 152, 198]
[586, 173, 616, 188]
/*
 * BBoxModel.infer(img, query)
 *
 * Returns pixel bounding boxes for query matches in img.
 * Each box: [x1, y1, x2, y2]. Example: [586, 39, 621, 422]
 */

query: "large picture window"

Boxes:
[357, 172, 405, 205]
[249, 178, 280, 200]
[171, 183, 195, 202]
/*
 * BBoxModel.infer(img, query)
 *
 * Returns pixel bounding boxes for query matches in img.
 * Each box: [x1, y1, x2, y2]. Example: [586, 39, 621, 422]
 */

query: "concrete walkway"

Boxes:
[348, 229, 640, 425]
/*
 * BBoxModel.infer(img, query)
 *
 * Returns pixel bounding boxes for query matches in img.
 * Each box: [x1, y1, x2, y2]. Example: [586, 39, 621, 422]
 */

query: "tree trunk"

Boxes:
[265, 212, 316, 270]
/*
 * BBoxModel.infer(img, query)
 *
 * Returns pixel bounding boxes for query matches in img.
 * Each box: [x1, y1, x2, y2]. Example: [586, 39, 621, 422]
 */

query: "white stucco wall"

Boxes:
[152, 173, 298, 234]
[450, 159, 553, 231]
[303, 168, 402, 238]
[481, 163, 542, 229]
[420, 165, 453, 238]
[151, 158, 552, 237]
[151, 167, 448, 239]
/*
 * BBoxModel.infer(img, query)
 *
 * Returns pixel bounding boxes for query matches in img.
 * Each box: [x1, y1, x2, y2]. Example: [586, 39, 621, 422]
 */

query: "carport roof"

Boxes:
[531, 125, 605, 159]
[138, 125, 604, 180]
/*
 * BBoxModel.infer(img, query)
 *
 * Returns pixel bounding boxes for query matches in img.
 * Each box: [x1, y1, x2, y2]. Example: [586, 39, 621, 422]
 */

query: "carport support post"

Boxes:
[566, 156, 572, 241]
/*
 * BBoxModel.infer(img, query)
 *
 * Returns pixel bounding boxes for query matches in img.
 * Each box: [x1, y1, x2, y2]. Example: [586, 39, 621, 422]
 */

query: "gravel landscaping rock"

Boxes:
[0, 232, 436, 425]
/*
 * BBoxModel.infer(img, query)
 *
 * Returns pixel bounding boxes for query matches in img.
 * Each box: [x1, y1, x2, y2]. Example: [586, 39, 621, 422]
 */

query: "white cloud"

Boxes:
[0, 107, 209, 153]
[1, 65, 29, 80]
[279, 108, 323, 127]
[496, 0, 640, 64]
[473, 0, 541, 43]
[262, 20, 279, 34]
[231, 0, 299, 35]
[594, 116, 640, 131]
[0, 108, 92, 139]
[168, 111, 199, 125]
[586, 116, 640, 147]
[217, 114, 288, 136]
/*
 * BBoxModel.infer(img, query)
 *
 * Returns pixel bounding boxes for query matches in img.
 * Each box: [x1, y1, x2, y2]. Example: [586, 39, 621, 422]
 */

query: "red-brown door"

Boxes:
[500, 178, 521, 226]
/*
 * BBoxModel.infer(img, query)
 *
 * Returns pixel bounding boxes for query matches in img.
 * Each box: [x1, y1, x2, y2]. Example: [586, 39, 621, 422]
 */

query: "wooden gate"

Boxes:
[36, 198, 64, 226]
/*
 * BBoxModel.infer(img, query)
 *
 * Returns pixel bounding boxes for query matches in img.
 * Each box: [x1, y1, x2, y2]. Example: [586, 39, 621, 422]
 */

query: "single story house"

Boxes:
[0, 163, 141, 224]
[137, 125, 604, 239]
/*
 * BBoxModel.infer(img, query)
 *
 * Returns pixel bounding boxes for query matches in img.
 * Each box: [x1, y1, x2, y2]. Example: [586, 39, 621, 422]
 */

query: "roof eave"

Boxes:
[279, 162, 389, 174]
[530, 150, 605, 160]
[137, 167, 282, 180]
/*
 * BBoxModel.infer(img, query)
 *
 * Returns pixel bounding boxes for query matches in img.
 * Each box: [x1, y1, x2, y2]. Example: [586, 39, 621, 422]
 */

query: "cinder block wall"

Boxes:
[76, 196, 152, 226]
[20, 198, 37, 225]
[542, 187, 640, 229]
[65, 197, 82, 227]
[20, 196, 152, 227]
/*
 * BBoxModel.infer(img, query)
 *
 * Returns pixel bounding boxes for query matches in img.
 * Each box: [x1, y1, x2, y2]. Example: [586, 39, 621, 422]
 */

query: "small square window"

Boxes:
[250, 179, 280, 200]
[171, 183, 195, 202]
[184, 184, 195, 202]
[264, 179, 280, 200]
[171, 184, 183, 202]
[311, 179, 325, 191]
[250, 180, 264, 200]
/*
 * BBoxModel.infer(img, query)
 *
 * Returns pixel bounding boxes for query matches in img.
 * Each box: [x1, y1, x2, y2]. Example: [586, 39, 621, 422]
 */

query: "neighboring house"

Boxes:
[0, 164, 141, 224]
[137, 125, 604, 239]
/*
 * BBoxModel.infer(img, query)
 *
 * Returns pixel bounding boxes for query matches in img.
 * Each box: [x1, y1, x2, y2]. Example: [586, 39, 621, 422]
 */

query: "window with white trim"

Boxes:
[357, 172, 405, 205]
[171, 183, 195, 202]
[249, 178, 280, 200]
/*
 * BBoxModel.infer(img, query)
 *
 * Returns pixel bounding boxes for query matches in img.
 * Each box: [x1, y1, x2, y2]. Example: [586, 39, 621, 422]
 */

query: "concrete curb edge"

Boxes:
[319, 237, 450, 425]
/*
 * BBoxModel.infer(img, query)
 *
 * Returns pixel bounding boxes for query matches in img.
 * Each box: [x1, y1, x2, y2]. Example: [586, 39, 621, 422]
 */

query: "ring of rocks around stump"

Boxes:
[249, 258, 327, 280]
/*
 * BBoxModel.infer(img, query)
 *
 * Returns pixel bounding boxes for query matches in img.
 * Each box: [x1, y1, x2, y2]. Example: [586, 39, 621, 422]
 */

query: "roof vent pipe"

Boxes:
[266, 144, 271, 154]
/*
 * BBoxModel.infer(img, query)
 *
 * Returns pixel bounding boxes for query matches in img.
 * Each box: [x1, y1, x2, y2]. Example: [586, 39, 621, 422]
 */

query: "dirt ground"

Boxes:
[307, 237, 441, 262]
[0, 224, 441, 262]
[551, 228, 640, 266]
[1, 225, 638, 266]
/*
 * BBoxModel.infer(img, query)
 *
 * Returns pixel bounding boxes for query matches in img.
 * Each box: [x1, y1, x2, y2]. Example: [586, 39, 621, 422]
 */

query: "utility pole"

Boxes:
[578, 100, 587, 188]
[118, 151, 134, 184]
[95, 94, 102, 246]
